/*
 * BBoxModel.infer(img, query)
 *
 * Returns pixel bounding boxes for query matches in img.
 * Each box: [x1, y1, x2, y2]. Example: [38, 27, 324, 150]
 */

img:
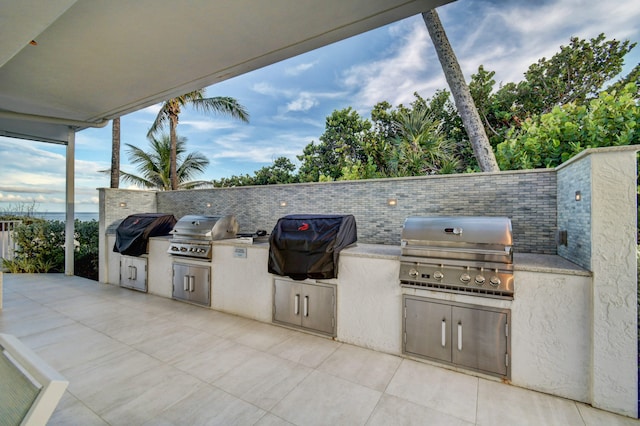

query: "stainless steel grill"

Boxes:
[399, 216, 514, 299]
[167, 214, 239, 260]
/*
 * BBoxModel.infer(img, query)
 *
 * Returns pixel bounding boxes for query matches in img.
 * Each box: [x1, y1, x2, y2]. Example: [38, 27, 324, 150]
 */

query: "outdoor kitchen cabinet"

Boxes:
[273, 278, 336, 336]
[403, 295, 510, 378]
[172, 262, 210, 306]
[119, 255, 147, 292]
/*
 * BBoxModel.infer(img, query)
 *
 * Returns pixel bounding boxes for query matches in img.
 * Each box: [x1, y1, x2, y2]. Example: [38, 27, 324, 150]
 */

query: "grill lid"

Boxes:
[170, 214, 239, 241]
[401, 216, 513, 264]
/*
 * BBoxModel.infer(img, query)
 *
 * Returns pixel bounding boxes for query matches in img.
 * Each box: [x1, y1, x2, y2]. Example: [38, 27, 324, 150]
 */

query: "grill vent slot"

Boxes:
[400, 280, 513, 300]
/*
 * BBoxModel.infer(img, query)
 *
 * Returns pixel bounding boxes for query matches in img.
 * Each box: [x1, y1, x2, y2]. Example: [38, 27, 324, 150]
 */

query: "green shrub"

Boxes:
[2, 219, 98, 280]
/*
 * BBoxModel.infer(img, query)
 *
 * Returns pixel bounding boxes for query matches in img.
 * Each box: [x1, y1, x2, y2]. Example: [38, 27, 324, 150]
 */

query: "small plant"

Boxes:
[3, 219, 99, 280]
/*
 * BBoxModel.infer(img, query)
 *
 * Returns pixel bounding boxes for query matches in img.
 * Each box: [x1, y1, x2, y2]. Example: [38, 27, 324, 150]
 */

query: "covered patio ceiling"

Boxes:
[0, 0, 453, 144]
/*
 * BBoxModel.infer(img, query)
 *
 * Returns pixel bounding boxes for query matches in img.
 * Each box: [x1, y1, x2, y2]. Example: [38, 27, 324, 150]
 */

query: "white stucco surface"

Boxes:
[211, 242, 272, 322]
[510, 270, 591, 402]
[589, 149, 638, 417]
[147, 237, 173, 298]
[336, 254, 403, 354]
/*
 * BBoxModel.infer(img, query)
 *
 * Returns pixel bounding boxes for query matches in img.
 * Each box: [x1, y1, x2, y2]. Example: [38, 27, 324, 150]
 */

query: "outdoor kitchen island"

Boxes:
[105, 235, 594, 410]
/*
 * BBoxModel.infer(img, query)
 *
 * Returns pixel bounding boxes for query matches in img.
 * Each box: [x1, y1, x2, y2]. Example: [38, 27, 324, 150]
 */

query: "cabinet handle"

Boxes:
[457, 322, 463, 351]
[294, 294, 300, 315]
[441, 319, 446, 347]
[189, 276, 195, 292]
[183, 275, 189, 291]
[303, 296, 309, 317]
[131, 266, 137, 281]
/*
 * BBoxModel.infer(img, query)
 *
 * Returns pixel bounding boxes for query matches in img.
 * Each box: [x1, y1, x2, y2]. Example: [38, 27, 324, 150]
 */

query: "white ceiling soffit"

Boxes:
[0, 0, 453, 143]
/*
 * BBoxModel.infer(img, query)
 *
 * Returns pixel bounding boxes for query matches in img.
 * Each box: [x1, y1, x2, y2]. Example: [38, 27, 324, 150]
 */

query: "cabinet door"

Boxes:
[452, 306, 508, 376]
[120, 256, 147, 292]
[404, 298, 451, 363]
[188, 265, 210, 306]
[301, 283, 335, 335]
[273, 279, 301, 326]
[172, 263, 190, 301]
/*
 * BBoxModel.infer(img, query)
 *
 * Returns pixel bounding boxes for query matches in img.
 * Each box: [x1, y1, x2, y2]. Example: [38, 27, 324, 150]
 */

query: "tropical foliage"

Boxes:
[120, 134, 210, 190]
[496, 83, 639, 169]
[2, 219, 99, 280]
[147, 89, 249, 190]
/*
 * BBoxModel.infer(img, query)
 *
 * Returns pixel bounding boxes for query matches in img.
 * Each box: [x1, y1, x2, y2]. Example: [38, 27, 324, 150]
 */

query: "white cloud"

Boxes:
[285, 61, 318, 76]
[342, 18, 439, 108]
[285, 93, 319, 112]
[180, 120, 237, 132]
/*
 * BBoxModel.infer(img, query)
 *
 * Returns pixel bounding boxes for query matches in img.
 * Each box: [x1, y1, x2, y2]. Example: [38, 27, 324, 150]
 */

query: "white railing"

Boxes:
[0, 220, 22, 261]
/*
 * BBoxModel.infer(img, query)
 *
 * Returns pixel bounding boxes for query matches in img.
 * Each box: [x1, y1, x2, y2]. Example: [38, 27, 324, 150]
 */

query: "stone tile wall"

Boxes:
[557, 157, 591, 269]
[101, 169, 557, 254]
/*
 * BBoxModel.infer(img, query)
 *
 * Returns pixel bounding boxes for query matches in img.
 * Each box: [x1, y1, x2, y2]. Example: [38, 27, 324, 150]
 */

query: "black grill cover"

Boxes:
[268, 214, 357, 280]
[113, 213, 177, 256]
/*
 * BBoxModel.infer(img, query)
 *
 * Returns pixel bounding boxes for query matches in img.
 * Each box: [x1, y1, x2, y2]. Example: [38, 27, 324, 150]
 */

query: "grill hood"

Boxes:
[401, 216, 513, 264]
[170, 215, 239, 241]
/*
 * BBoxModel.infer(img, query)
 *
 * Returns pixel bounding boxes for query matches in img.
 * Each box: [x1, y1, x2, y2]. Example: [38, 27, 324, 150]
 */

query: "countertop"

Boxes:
[163, 238, 592, 277]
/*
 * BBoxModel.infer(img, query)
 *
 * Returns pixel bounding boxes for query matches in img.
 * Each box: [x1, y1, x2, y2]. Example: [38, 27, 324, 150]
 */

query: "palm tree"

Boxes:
[422, 9, 499, 172]
[147, 89, 249, 190]
[110, 117, 120, 188]
[393, 104, 458, 175]
[120, 134, 210, 190]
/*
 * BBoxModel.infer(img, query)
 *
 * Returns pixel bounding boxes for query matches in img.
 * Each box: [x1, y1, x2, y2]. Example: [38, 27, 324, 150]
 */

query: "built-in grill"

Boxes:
[399, 216, 514, 299]
[268, 214, 357, 280]
[113, 213, 177, 256]
[167, 214, 239, 260]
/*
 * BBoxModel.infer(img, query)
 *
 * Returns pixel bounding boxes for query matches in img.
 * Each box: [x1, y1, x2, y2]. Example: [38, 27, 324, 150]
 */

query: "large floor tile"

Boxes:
[476, 379, 584, 426]
[268, 331, 341, 368]
[577, 403, 640, 425]
[385, 359, 478, 424]
[317, 343, 401, 391]
[142, 382, 265, 426]
[213, 351, 312, 410]
[231, 321, 298, 352]
[62, 349, 162, 400]
[98, 366, 205, 425]
[271, 370, 381, 426]
[48, 392, 109, 426]
[170, 336, 261, 383]
[367, 394, 473, 426]
[31, 326, 130, 372]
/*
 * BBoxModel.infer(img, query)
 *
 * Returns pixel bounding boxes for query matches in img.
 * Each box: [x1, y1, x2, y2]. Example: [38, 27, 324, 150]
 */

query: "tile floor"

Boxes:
[1, 273, 638, 426]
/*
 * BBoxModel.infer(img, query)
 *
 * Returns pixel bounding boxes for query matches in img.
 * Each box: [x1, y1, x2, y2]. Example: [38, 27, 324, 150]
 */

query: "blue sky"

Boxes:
[1, 0, 639, 213]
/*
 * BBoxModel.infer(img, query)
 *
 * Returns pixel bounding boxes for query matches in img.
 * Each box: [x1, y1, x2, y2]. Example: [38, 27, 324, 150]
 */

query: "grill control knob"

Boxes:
[460, 273, 471, 283]
[433, 271, 444, 280]
[489, 276, 501, 287]
[180, 247, 187, 252]
[171, 246, 179, 251]
[475, 275, 486, 285]
[408, 268, 419, 279]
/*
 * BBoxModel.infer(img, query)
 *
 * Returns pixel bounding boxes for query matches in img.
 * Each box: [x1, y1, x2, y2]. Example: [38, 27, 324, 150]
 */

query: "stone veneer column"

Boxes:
[589, 146, 638, 417]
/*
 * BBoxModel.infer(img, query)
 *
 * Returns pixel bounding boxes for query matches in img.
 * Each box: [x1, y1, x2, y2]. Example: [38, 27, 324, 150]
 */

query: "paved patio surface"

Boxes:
[1, 273, 638, 425]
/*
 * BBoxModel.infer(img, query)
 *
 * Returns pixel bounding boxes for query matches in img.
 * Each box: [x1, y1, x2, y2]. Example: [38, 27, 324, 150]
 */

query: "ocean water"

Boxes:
[5, 212, 99, 222]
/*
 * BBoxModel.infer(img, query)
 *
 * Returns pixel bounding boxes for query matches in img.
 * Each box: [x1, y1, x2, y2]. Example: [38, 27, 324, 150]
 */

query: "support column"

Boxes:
[64, 129, 75, 276]
[589, 147, 638, 417]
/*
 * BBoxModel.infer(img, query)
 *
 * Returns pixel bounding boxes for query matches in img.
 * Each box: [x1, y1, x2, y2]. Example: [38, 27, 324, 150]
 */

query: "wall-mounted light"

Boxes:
[279, 201, 287, 207]
[119, 202, 127, 208]
[206, 202, 212, 208]
[575, 191, 582, 201]
[387, 198, 397, 207]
